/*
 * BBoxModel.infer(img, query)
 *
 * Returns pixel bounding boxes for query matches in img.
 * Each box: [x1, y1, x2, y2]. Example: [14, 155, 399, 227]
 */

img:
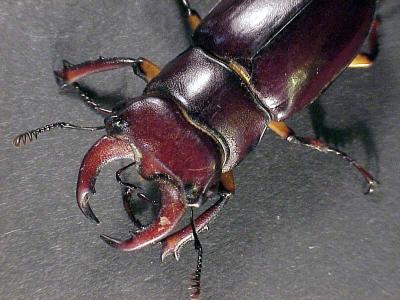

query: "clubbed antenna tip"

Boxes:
[13, 122, 105, 147]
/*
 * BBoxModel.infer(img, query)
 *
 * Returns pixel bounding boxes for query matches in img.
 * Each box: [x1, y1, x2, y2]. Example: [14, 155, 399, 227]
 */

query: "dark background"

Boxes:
[1, 1, 399, 299]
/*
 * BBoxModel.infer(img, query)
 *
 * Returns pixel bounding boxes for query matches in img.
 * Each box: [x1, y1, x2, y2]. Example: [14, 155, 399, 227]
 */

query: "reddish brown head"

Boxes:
[77, 94, 222, 251]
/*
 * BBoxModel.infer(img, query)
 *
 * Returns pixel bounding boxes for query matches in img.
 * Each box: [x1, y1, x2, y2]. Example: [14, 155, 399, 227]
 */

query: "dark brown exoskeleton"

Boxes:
[14, 0, 380, 298]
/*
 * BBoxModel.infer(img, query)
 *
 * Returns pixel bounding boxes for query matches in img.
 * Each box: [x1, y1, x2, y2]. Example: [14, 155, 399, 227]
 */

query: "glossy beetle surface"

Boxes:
[10, 0, 385, 298]
[53, 0, 376, 255]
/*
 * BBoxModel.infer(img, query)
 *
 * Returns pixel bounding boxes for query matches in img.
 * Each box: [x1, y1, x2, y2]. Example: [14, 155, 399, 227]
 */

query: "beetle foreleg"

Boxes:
[53, 57, 160, 114]
[54, 57, 160, 86]
[349, 17, 381, 68]
[179, 0, 202, 34]
[268, 121, 378, 194]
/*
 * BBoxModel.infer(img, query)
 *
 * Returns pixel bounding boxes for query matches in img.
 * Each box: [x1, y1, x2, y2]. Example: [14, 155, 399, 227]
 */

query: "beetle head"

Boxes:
[103, 95, 222, 203]
[77, 94, 222, 251]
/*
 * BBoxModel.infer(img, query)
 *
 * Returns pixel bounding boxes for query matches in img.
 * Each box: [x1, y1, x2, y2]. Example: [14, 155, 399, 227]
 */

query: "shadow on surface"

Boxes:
[308, 100, 379, 171]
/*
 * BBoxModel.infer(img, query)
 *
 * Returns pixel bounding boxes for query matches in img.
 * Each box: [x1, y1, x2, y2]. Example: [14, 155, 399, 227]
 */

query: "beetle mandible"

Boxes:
[14, 0, 380, 298]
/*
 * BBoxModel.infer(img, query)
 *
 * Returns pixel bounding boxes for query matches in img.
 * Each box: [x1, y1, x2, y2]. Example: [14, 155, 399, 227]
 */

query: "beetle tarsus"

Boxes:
[72, 82, 113, 114]
[290, 135, 379, 194]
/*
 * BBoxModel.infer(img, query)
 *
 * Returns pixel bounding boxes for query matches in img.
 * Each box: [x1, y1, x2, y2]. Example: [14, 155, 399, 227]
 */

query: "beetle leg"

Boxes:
[179, 0, 202, 34]
[220, 170, 236, 194]
[349, 17, 380, 68]
[70, 82, 112, 115]
[54, 57, 160, 114]
[161, 171, 235, 261]
[54, 57, 160, 86]
[268, 121, 378, 194]
[131, 57, 161, 82]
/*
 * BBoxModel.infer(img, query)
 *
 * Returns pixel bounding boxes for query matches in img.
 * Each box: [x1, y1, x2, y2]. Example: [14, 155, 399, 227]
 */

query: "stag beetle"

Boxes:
[14, 0, 380, 298]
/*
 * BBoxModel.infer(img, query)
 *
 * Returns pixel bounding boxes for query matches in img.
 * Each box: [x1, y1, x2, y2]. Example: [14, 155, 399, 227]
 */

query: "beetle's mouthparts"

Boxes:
[99, 180, 185, 251]
[76, 135, 186, 251]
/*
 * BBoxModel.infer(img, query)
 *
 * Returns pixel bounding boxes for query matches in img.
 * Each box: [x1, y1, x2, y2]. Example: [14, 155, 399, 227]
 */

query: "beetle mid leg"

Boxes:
[349, 17, 381, 68]
[160, 171, 235, 261]
[268, 121, 378, 194]
[179, 0, 202, 34]
[54, 57, 161, 114]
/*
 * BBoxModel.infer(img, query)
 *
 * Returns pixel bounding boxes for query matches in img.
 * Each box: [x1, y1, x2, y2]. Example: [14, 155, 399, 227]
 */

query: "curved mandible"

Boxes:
[100, 179, 186, 251]
[76, 135, 135, 224]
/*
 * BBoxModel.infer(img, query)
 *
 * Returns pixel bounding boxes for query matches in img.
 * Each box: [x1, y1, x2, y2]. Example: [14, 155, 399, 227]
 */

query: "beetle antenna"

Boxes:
[13, 122, 105, 147]
[189, 207, 203, 300]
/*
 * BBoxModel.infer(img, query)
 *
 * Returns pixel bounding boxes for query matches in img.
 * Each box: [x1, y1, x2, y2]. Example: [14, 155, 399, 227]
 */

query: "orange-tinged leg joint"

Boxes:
[267, 121, 294, 139]
[136, 57, 161, 82]
[349, 17, 381, 68]
[54, 56, 160, 86]
[350, 53, 375, 68]
[268, 121, 379, 194]
[180, 0, 202, 33]
[53, 57, 160, 114]
[187, 14, 202, 33]
[220, 170, 236, 194]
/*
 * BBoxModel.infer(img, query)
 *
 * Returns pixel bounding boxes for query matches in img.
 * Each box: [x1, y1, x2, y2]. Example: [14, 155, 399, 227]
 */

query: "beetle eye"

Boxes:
[105, 115, 128, 136]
